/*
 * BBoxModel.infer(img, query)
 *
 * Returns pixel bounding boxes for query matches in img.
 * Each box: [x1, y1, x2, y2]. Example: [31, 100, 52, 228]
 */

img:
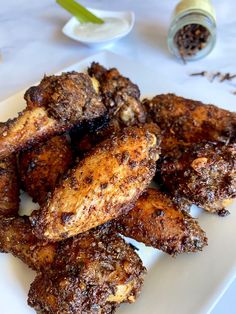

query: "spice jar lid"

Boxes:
[175, 0, 216, 22]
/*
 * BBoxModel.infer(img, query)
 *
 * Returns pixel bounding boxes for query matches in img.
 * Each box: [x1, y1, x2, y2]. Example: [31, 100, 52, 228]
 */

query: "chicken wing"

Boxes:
[18, 135, 73, 205]
[161, 142, 236, 215]
[0, 216, 145, 313]
[31, 124, 161, 241]
[28, 225, 145, 314]
[143, 93, 236, 156]
[114, 188, 207, 255]
[88, 62, 146, 126]
[0, 72, 106, 159]
[0, 154, 19, 216]
[70, 63, 147, 156]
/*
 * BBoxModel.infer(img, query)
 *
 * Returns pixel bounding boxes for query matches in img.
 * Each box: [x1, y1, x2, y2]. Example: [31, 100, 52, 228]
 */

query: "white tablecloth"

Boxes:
[0, 1, 235, 313]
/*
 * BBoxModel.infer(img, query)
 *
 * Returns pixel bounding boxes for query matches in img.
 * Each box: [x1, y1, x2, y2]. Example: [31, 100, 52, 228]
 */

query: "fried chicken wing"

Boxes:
[143, 94, 236, 156]
[0, 216, 145, 313]
[0, 72, 106, 159]
[88, 62, 146, 126]
[19, 135, 73, 205]
[31, 124, 161, 241]
[0, 154, 19, 216]
[28, 226, 145, 314]
[161, 142, 236, 215]
[0, 216, 55, 270]
[114, 188, 207, 255]
[71, 63, 147, 156]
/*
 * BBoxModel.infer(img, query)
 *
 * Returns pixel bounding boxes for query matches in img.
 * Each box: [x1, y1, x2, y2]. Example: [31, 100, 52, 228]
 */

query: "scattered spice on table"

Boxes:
[174, 24, 210, 60]
[190, 71, 207, 77]
[210, 72, 220, 82]
[190, 71, 236, 95]
[190, 71, 236, 82]
[220, 73, 236, 82]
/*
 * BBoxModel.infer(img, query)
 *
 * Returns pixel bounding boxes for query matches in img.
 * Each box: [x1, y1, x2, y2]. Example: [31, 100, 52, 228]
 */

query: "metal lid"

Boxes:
[175, 0, 216, 22]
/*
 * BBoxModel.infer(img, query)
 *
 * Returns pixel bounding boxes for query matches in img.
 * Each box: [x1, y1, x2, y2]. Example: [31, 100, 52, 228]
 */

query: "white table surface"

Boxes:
[0, 1, 236, 313]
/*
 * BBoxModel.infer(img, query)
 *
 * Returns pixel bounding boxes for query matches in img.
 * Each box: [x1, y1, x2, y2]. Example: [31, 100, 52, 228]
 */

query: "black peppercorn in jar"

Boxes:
[167, 0, 216, 61]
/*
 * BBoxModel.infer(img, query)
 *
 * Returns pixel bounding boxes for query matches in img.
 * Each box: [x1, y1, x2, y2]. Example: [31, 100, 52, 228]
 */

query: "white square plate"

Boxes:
[0, 51, 235, 314]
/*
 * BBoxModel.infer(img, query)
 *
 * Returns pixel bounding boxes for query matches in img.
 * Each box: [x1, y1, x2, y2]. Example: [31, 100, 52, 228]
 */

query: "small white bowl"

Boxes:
[62, 8, 135, 48]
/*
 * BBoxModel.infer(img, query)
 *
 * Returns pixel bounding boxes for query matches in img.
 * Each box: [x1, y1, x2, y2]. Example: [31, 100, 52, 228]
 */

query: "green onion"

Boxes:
[56, 0, 104, 24]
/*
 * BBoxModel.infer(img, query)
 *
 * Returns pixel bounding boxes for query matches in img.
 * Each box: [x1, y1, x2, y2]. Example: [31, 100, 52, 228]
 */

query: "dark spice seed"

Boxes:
[174, 24, 210, 59]
[220, 73, 236, 82]
[190, 71, 236, 91]
[190, 71, 207, 77]
[217, 208, 230, 217]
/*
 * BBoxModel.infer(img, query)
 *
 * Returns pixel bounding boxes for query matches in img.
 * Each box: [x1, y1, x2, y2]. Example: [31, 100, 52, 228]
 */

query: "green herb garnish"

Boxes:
[57, 0, 104, 24]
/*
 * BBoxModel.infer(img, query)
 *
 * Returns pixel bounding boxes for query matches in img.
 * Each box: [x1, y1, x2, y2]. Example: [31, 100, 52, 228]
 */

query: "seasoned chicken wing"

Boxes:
[0, 216, 145, 313]
[114, 188, 207, 255]
[71, 62, 147, 156]
[0, 72, 106, 159]
[88, 62, 146, 126]
[19, 135, 73, 205]
[28, 225, 145, 314]
[31, 124, 161, 241]
[143, 93, 236, 156]
[0, 154, 19, 216]
[161, 142, 236, 215]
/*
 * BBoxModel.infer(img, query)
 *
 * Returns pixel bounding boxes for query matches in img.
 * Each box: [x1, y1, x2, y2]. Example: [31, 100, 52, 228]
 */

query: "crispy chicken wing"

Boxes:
[161, 142, 236, 215]
[19, 135, 73, 205]
[114, 188, 207, 255]
[143, 94, 236, 156]
[0, 154, 19, 216]
[0, 216, 145, 313]
[70, 63, 147, 156]
[0, 72, 106, 159]
[88, 62, 146, 126]
[31, 124, 160, 241]
[28, 225, 145, 314]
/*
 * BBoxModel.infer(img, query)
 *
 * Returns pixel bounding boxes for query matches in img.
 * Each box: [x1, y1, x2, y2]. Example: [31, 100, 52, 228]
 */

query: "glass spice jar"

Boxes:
[167, 0, 216, 61]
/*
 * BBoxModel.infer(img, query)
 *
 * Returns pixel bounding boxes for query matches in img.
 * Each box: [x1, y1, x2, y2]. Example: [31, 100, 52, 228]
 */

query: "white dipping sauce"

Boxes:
[73, 17, 130, 42]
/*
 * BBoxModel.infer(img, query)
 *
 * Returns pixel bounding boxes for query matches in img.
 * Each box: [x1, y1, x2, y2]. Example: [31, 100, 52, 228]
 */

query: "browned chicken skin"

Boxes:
[143, 93, 236, 157]
[114, 188, 207, 255]
[0, 216, 145, 313]
[0, 72, 106, 159]
[161, 142, 236, 215]
[0, 216, 55, 270]
[0, 154, 19, 216]
[18, 135, 73, 206]
[31, 124, 160, 241]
